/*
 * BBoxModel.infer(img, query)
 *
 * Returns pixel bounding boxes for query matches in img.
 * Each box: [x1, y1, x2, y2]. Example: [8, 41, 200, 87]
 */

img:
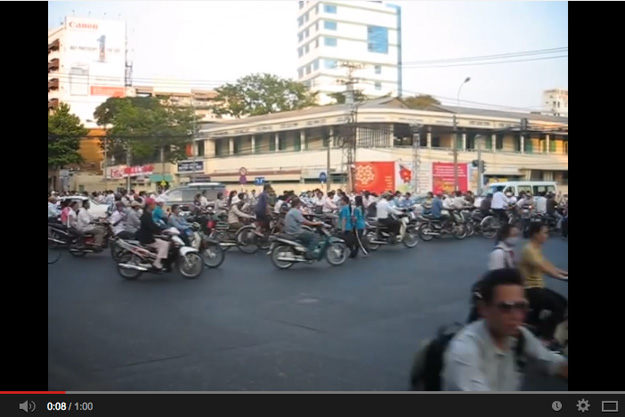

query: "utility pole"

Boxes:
[125, 143, 131, 192]
[476, 134, 484, 196]
[326, 134, 331, 193]
[453, 114, 459, 191]
[338, 62, 362, 193]
[411, 124, 421, 194]
[192, 103, 198, 183]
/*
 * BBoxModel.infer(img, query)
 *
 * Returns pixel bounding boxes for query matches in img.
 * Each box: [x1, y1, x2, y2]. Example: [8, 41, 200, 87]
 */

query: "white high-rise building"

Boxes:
[48, 17, 129, 128]
[542, 88, 568, 117]
[296, 1, 402, 105]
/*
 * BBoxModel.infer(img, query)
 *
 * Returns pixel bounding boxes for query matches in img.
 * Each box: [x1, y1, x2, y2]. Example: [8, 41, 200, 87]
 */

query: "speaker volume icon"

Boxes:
[19, 400, 36, 413]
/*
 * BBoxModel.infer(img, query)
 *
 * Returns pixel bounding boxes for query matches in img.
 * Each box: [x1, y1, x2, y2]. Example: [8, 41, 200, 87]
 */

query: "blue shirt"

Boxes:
[353, 206, 366, 230]
[152, 205, 167, 225]
[431, 197, 443, 217]
[338, 205, 353, 232]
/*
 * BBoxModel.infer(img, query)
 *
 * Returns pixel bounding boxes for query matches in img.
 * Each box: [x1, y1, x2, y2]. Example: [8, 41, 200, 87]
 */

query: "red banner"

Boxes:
[432, 162, 468, 195]
[123, 165, 154, 177]
[354, 162, 395, 194]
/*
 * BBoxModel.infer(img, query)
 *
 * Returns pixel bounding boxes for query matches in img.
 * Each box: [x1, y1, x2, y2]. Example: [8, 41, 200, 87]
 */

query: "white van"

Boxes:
[484, 181, 557, 196]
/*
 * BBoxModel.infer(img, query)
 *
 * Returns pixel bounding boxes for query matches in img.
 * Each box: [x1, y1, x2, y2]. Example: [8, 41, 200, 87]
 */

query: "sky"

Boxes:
[48, 0, 568, 112]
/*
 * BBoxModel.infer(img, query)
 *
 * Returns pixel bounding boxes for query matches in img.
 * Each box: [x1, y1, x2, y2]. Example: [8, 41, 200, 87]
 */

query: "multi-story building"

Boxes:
[542, 88, 568, 117]
[296, 1, 402, 105]
[128, 86, 221, 122]
[173, 97, 568, 195]
[48, 16, 129, 127]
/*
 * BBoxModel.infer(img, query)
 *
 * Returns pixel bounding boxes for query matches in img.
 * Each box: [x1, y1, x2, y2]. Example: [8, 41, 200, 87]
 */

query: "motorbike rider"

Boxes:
[228, 193, 255, 230]
[491, 189, 509, 224]
[136, 198, 170, 270]
[48, 196, 60, 221]
[284, 197, 323, 260]
[124, 201, 142, 236]
[254, 184, 273, 236]
[110, 202, 134, 240]
[518, 222, 568, 345]
[376, 192, 402, 241]
[430, 192, 449, 229]
[479, 193, 492, 216]
[76, 200, 106, 251]
[152, 198, 168, 228]
[443, 268, 567, 391]
[546, 192, 563, 229]
[169, 204, 194, 246]
[488, 223, 520, 270]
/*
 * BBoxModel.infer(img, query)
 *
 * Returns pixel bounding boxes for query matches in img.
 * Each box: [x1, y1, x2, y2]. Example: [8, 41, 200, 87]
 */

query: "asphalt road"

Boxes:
[48, 235, 568, 391]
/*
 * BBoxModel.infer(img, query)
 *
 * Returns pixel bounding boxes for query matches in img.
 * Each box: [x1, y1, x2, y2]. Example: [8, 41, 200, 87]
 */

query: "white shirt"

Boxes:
[491, 192, 509, 209]
[488, 243, 516, 270]
[48, 202, 59, 218]
[376, 198, 399, 219]
[534, 196, 547, 214]
[274, 200, 285, 214]
[76, 208, 94, 231]
[452, 197, 467, 210]
[200, 196, 209, 207]
[323, 197, 338, 213]
[507, 196, 517, 205]
[110, 210, 126, 235]
[67, 209, 78, 228]
[443, 197, 454, 210]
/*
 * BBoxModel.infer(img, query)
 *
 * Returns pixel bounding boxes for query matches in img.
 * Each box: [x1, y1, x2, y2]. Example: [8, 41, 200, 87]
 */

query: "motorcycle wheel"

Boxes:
[326, 242, 348, 266]
[465, 221, 475, 237]
[214, 231, 231, 252]
[402, 226, 420, 248]
[178, 252, 204, 279]
[365, 231, 380, 251]
[202, 242, 225, 269]
[418, 223, 434, 241]
[271, 245, 295, 270]
[117, 253, 143, 280]
[453, 224, 467, 240]
[69, 243, 87, 257]
[235, 226, 259, 254]
[480, 216, 498, 239]
[110, 241, 126, 261]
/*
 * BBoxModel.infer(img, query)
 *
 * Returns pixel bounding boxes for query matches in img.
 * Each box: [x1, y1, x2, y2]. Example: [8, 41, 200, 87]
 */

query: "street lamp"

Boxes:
[453, 77, 471, 191]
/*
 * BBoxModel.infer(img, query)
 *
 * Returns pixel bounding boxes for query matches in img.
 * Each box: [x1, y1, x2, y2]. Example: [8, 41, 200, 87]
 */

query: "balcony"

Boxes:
[48, 78, 59, 91]
[48, 58, 59, 72]
[48, 98, 59, 111]
[48, 39, 60, 52]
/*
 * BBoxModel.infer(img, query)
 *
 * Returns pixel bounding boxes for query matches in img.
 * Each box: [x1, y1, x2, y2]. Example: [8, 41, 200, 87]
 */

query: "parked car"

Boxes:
[56, 196, 111, 218]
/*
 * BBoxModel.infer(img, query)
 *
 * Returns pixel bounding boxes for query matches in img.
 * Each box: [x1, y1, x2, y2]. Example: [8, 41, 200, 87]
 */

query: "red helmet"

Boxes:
[144, 198, 156, 206]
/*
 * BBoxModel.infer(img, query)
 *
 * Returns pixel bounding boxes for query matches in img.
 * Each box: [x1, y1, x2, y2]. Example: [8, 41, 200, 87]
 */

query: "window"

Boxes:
[315, 39, 319, 48]
[233, 138, 241, 154]
[374, 82, 381, 90]
[324, 20, 337, 30]
[324, 4, 337, 13]
[298, 16, 303, 27]
[304, 12, 309, 22]
[324, 37, 337, 47]
[306, 65, 311, 75]
[305, 28, 309, 38]
[313, 59, 319, 70]
[298, 68, 304, 78]
[485, 135, 492, 150]
[298, 33, 303, 43]
[315, 22, 319, 31]
[269, 135, 276, 152]
[166, 189, 182, 203]
[496, 134, 504, 150]
[367, 25, 389, 54]
[298, 47, 303, 58]
[304, 44, 309, 54]
[549, 138, 557, 152]
[315, 4, 319, 13]
[299, 1, 304, 9]
[278, 133, 287, 151]
[374, 65, 381, 74]
[197, 140, 205, 157]
[254, 137, 262, 153]
[324, 59, 337, 69]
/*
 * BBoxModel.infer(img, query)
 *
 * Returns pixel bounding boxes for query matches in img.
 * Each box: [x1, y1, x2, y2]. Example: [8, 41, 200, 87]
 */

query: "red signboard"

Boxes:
[354, 162, 395, 194]
[432, 162, 468, 195]
[123, 165, 154, 177]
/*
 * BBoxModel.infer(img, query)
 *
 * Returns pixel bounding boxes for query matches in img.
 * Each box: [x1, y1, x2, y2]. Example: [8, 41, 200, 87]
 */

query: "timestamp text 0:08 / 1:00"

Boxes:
[47, 402, 94, 411]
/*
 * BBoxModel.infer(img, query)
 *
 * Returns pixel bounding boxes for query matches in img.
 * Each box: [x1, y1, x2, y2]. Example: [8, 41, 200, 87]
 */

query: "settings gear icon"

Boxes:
[576, 399, 590, 413]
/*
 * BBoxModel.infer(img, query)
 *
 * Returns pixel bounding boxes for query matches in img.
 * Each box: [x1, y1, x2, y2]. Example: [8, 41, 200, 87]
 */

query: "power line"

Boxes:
[402, 47, 567, 65]
[403, 55, 567, 69]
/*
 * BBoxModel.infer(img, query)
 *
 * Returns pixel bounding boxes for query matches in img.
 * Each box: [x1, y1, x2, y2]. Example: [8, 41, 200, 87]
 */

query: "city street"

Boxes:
[48, 236, 568, 391]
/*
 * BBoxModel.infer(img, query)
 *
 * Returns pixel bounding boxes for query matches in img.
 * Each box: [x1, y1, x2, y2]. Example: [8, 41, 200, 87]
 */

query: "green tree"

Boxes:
[403, 94, 441, 109]
[93, 97, 197, 166]
[328, 90, 369, 104]
[212, 73, 318, 118]
[48, 103, 88, 169]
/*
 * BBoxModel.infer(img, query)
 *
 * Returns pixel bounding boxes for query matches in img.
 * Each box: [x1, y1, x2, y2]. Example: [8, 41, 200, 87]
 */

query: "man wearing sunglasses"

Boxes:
[443, 268, 567, 391]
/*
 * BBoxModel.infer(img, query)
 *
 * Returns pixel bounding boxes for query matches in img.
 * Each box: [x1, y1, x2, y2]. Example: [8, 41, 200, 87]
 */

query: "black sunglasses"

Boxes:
[495, 300, 529, 313]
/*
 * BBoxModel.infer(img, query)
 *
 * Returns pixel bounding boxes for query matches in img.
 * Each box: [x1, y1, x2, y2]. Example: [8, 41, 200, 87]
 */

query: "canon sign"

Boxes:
[68, 21, 99, 30]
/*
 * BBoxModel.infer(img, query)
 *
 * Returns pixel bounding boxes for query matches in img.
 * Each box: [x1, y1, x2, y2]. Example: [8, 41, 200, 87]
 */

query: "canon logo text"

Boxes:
[68, 21, 99, 30]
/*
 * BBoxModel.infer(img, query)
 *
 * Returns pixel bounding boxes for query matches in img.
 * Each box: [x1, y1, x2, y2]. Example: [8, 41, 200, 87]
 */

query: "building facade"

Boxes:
[179, 98, 568, 194]
[542, 88, 568, 117]
[48, 16, 129, 128]
[296, 1, 402, 105]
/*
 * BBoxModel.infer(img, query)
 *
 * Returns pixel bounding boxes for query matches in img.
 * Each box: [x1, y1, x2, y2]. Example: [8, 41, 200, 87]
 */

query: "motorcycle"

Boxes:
[115, 227, 204, 280]
[187, 221, 225, 269]
[48, 219, 113, 257]
[267, 224, 348, 269]
[364, 209, 419, 250]
[418, 209, 467, 241]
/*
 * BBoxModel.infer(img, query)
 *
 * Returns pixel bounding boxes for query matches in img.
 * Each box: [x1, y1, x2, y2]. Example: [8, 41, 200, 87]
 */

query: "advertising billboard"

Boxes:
[354, 162, 395, 194]
[62, 17, 126, 122]
[432, 162, 469, 195]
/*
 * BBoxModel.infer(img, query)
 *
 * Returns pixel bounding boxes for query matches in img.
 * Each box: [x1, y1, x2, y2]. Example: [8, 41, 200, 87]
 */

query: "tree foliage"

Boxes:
[402, 94, 441, 110]
[328, 90, 369, 105]
[211, 73, 318, 118]
[48, 103, 87, 169]
[93, 97, 197, 166]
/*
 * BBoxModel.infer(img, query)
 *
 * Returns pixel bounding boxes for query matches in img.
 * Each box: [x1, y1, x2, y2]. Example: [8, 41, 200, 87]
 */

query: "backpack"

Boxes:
[409, 322, 526, 391]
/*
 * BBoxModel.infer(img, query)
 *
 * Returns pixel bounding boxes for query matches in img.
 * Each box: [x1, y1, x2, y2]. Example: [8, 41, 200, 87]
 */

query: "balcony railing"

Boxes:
[48, 99, 59, 110]
[48, 39, 60, 52]
[48, 58, 59, 72]
[48, 78, 59, 90]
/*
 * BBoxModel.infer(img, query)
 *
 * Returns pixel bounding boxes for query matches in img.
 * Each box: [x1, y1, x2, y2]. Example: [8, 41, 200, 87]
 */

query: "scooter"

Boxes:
[365, 209, 419, 250]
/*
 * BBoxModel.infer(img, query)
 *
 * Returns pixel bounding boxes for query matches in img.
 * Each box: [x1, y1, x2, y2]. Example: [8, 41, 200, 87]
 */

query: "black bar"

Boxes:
[2, 393, 624, 416]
